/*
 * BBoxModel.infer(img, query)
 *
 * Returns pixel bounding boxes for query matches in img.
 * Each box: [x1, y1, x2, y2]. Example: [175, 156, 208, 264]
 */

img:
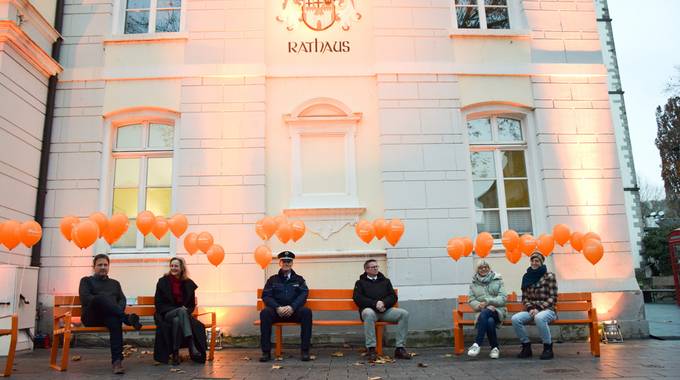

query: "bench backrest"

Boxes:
[456, 292, 593, 314]
[256, 289, 398, 311]
[53, 295, 186, 318]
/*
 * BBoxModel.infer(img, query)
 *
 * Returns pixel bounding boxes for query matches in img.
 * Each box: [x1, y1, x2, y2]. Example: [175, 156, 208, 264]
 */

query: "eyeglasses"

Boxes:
[366, 265, 379, 269]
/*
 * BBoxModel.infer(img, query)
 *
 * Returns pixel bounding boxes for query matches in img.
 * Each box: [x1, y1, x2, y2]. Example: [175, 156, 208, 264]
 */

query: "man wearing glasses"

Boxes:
[259, 251, 312, 362]
[353, 259, 411, 361]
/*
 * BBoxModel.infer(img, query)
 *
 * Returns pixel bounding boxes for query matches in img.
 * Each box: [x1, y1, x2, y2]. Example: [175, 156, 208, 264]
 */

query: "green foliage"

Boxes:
[655, 97, 680, 217]
[641, 220, 680, 276]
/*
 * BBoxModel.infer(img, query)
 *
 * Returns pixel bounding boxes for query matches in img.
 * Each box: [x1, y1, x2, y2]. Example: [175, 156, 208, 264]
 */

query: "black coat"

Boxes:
[78, 275, 126, 324]
[153, 276, 207, 364]
[262, 269, 309, 311]
[353, 272, 398, 317]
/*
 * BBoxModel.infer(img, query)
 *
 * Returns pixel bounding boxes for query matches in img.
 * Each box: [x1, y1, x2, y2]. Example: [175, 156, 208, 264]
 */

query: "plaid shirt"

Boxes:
[522, 272, 558, 312]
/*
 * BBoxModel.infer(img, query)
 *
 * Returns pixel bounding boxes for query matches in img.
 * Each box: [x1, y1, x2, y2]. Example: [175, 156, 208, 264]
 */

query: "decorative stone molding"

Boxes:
[103, 32, 189, 45]
[284, 207, 365, 240]
[0, 20, 61, 77]
[1, 0, 60, 45]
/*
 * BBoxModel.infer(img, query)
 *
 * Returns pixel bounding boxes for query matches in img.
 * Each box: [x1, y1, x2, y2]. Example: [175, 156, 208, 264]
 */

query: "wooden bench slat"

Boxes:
[256, 288, 398, 299]
[55, 296, 155, 306]
[256, 300, 361, 311]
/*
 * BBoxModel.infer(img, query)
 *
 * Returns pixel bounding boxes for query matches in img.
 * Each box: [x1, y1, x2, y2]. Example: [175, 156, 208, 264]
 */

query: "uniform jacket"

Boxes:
[468, 272, 507, 327]
[262, 269, 309, 311]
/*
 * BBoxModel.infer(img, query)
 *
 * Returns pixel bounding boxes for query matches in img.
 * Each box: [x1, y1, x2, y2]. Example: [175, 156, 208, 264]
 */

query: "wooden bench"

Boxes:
[0, 314, 18, 377]
[453, 292, 600, 357]
[254, 289, 398, 357]
[51, 295, 216, 371]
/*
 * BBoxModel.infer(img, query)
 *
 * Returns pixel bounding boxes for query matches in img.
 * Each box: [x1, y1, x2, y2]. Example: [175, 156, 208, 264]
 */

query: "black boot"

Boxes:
[171, 351, 180, 365]
[301, 350, 311, 361]
[517, 342, 532, 358]
[540, 343, 554, 360]
[259, 351, 272, 362]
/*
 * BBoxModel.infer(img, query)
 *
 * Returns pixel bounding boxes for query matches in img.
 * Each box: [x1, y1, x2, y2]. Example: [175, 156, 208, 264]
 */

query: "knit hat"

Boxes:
[529, 252, 545, 264]
[475, 259, 491, 271]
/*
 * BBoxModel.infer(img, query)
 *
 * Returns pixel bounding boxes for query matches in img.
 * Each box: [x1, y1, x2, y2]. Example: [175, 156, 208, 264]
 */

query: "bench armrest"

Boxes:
[195, 311, 216, 325]
[53, 311, 73, 329]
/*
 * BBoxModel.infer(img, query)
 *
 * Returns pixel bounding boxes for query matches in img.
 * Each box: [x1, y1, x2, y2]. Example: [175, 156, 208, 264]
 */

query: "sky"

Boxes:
[608, 0, 680, 194]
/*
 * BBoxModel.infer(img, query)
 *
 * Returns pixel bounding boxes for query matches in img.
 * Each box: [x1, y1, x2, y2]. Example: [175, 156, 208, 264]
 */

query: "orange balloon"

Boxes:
[474, 232, 494, 257]
[506, 248, 522, 264]
[447, 238, 464, 261]
[206, 244, 225, 267]
[276, 222, 293, 244]
[59, 216, 79, 241]
[183, 232, 199, 255]
[385, 219, 405, 246]
[196, 232, 214, 253]
[20, 221, 42, 248]
[71, 227, 82, 248]
[570, 231, 585, 252]
[255, 219, 267, 240]
[254, 245, 273, 269]
[583, 232, 601, 242]
[274, 215, 288, 228]
[152, 217, 169, 240]
[501, 230, 519, 251]
[136, 211, 156, 236]
[536, 234, 555, 257]
[553, 224, 571, 246]
[102, 226, 119, 245]
[519, 234, 536, 256]
[73, 220, 99, 249]
[373, 218, 389, 240]
[0, 221, 3, 246]
[291, 220, 306, 242]
[461, 237, 474, 257]
[261, 216, 277, 240]
[103, 213, 129, 245]
[168, 214, 189, 238]
[1, 220, 22, 250]
[583, 239, 604, 265]
[88, 212, 108, 237]
[356, 220, 375, 244]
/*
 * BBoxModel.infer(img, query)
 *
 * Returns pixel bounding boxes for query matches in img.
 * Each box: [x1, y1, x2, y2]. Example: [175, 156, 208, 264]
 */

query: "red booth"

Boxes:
[668, 228, 680, 306]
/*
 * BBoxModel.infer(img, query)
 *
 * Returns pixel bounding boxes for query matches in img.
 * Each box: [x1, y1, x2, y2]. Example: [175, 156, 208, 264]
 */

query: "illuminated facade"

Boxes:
[0, 0, 648, 340]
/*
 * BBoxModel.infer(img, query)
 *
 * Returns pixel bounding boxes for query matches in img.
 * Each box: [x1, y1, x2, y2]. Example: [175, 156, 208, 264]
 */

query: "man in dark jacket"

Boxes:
[79, 254, 142, 374]
[353, 259, 410, 361]
[259, 251, 312, 362]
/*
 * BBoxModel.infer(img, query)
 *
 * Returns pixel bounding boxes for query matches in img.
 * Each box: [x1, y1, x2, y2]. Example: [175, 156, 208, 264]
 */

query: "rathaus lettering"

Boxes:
[288, 38, 350, 54]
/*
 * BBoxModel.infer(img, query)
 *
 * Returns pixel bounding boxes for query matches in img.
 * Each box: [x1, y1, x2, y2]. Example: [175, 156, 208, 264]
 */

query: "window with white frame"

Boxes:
[124, 0, 181, 34]
[454, 0, 511, 30]
[111, 121, 174, 251]
[468, 116, 532, 238]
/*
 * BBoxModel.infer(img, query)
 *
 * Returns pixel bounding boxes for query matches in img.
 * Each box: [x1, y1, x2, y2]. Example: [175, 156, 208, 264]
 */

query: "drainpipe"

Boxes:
[31, 0, 65, 268]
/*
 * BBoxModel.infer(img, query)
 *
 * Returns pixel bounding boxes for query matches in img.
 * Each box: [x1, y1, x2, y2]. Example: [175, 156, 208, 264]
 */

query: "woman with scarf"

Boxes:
[512, 252, 558, 360]
[466, 260, 507, 359]
[153, 257, 207, 365]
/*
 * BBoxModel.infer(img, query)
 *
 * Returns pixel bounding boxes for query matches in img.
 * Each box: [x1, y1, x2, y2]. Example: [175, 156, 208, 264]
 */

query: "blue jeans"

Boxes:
[511, 309, 557, 344]
[475, 308, 500, 348]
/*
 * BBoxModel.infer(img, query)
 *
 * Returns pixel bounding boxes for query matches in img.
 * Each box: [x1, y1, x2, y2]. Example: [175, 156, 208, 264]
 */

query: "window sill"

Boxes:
[108, 251, 171, 263]
[103, 32, 189, 45]
[449, 28, 531, 39]
[283, 207, 366, 217]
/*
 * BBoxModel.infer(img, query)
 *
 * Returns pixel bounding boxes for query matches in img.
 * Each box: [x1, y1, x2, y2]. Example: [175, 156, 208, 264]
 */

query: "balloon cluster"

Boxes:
[255, 215, 306, 244]
[446, 224, 604, 265]
[183, 231, 224, 267]
[135, 211, 188, 240]
[355, 218, 404, 246]
[60, 212, 129, 249]
[0, 220, 42, 250]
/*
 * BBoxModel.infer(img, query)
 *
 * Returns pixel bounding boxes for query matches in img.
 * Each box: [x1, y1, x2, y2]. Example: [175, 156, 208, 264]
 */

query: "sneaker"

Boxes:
[125, 313, 142, 330]
[489, 347, 500, 359]
[112, 360, 124, 374]
[467, 343, 480, 357]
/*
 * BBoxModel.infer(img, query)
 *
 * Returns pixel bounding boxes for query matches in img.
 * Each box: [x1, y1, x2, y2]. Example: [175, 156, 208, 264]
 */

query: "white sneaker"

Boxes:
[467, 343, 480, 357]
[490, 347, 500, 359]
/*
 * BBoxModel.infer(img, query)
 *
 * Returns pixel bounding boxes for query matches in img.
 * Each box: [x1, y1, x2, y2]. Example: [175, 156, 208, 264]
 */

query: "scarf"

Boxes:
[473, 271, 495, 285]
[521, 265, 546, 290]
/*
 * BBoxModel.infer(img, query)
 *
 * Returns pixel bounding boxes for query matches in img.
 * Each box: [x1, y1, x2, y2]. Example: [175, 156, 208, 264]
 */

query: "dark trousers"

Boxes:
[259, 306, 312, 353]
[81, 296, 127, 363]
[475, 308, 500, 348]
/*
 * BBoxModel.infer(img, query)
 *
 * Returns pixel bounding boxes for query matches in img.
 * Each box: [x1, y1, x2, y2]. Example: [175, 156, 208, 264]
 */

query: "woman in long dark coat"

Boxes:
[153, 257, 207, 365]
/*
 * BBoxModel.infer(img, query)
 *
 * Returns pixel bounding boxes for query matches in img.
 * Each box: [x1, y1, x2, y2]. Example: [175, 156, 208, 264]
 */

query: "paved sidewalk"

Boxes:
[645, 303, 680, 338]
[4, 340, 680, 379]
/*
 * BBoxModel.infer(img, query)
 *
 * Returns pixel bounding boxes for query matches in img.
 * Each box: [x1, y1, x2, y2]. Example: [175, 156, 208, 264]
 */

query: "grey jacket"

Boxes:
[468, 272, 508, 327]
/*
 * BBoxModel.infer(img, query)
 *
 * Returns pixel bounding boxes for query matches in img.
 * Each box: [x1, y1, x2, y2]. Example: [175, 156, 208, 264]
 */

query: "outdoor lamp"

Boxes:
[601, 320, 623, 343]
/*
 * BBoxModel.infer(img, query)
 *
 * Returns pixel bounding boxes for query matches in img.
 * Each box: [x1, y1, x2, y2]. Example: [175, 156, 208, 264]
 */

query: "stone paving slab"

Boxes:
[3, 340, 680, 379]
[645, 303, 680, 338]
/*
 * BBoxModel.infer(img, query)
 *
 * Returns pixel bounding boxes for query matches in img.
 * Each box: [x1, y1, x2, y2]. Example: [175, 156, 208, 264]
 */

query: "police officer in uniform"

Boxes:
[259, 251, 312, 362]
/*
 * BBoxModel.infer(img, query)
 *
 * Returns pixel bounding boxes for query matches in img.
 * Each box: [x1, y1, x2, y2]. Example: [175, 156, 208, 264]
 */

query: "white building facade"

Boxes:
[1, 0, 647, 341]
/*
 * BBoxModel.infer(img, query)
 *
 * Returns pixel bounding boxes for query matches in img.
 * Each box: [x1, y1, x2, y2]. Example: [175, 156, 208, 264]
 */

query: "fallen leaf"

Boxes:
[275, 356, 283, 361]
[241, 356, 251, 361]
[170, 368, 181, 372]
[272, 364, 283, 369]
[443, 354, 453, 358]
[353, 361, 364, 366]
[369, 377, 383, 380]
[409, 352, 418, 357]
[417, 363, 428, 368]
[71, 355, 81, 361]
[309, 355, 317, 360]
[331, 351, 344, 357]
[342, 343, 351, 348]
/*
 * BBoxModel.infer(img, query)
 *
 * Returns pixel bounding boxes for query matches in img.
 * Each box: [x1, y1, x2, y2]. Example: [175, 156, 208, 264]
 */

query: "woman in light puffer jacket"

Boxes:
[466, 260, 507, 359]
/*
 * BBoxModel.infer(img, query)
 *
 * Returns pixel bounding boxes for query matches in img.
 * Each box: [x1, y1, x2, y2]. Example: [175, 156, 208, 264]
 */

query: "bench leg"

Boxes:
[49, 330, 72, 372]
[208, 316, 216, 361]
[375, 325, 384, 356]
[1, 315, 17, 377]
[453, 312, 464, 355]
[275, 325, 282, 358]
[589, 308, 601, 357]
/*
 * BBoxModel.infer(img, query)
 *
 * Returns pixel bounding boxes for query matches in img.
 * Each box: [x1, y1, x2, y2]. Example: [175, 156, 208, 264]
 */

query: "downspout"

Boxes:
[31, 0, 65, 267]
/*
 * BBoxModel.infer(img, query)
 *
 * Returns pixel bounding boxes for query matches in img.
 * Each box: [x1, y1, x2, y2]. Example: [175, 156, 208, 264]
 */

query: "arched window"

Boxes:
[109, 115, 175, 252]
[467, 112, 534, 238]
